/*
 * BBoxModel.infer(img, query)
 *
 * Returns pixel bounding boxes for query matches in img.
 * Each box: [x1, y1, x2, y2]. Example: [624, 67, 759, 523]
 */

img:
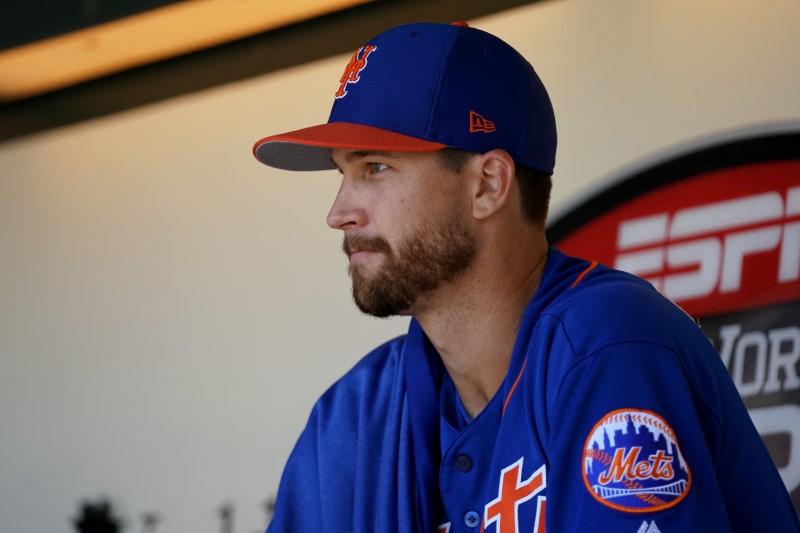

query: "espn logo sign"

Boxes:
[551, 156, 800, 317]
[616, 185, 800, 304]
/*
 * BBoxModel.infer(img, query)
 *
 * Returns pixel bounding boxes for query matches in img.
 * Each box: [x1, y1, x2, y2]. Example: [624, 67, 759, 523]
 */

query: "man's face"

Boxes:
[328, 149, 477, 317]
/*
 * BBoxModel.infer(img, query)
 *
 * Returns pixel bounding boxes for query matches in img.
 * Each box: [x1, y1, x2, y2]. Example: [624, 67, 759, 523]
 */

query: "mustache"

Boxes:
[342, 234, 392, 258]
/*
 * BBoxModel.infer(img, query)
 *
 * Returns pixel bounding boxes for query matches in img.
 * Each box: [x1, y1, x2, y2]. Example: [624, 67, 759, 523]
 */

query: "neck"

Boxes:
[414, 232, 548, 418]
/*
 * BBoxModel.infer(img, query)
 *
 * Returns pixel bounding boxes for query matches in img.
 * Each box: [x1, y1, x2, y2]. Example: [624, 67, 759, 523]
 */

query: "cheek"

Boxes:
[372, 170, 466, 231]
[373, 186, 418, 223]
[366, 194, 409, 240]
[397, 195, 435, 229]
[421, 182, 472, 221]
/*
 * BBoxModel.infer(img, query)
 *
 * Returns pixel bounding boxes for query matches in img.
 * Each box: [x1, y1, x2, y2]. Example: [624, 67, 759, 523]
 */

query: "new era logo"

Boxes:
[470, 111, 496, 133]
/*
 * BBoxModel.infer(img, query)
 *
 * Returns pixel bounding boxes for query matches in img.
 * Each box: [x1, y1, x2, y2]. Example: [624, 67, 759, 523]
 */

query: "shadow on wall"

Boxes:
[72, 497, 276, 533]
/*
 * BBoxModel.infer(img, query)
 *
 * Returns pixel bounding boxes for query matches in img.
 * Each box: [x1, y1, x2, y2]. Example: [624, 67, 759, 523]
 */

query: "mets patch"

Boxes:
[582, 408, 691, 512]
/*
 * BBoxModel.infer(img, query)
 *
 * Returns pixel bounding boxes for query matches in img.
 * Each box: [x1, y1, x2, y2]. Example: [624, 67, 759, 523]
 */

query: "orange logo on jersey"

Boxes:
[336, 45, 377, 99]
[583, 409, 691, 513]
[484, 458, 546, 533]
[470, 111, 496, 133]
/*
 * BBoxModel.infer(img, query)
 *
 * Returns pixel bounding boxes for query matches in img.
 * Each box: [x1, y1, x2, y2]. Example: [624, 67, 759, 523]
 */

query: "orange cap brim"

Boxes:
[253, 122, 447, 171]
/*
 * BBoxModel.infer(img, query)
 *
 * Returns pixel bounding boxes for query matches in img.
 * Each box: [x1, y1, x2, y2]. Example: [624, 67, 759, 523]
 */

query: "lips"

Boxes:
[342, 234, 392, 259]
[348, 250, 378, 261]
[344, 244, 376, 259]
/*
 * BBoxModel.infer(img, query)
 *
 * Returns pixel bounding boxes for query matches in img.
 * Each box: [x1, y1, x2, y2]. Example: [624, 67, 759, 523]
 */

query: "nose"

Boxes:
[326, 177, 365, 230]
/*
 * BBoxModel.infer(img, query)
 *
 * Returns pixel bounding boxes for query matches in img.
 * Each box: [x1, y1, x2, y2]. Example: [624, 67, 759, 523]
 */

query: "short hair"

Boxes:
[437, 148, 552, 227]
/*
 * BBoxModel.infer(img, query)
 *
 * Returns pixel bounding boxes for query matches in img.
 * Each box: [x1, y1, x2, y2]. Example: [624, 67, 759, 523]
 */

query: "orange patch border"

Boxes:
[581, 408, 692, 513]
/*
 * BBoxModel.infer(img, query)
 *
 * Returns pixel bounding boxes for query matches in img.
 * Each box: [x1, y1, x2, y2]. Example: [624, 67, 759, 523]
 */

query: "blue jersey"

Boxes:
[267, 248, 798, 532]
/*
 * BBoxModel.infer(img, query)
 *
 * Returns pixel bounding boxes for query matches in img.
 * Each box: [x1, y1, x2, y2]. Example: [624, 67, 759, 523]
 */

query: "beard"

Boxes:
[342, 206, 477, 318]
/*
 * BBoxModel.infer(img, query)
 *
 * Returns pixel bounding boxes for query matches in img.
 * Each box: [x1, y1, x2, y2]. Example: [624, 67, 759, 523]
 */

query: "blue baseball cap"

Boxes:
[253, 21, 556, 175]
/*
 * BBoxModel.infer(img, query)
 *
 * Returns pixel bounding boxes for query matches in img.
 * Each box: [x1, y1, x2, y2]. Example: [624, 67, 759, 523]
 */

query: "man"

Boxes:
[253, 21, 798, 532]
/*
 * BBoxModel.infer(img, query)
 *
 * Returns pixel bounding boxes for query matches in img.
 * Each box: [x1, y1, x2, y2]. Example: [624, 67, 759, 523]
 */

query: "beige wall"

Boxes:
[1, 0, 798, 531]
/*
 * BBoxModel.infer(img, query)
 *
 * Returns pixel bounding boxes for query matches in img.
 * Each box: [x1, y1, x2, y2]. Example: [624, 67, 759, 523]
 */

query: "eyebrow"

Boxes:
[331, 150, 394, 167]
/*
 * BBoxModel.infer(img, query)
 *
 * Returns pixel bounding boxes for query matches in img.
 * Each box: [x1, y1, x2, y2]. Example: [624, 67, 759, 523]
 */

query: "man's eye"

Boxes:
[368, 162, 389, 173]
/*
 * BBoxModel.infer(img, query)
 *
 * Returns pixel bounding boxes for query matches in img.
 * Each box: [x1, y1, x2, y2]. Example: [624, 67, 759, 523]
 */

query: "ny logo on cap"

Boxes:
[335, 45, 378, 99]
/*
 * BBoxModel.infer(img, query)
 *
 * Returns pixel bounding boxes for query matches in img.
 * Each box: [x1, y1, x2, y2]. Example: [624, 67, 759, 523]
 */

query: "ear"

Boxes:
[470, 149, 515, 221]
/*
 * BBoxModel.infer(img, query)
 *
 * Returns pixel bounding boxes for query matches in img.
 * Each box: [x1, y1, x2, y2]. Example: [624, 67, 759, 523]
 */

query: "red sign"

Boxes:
[555, 163, 800, 316]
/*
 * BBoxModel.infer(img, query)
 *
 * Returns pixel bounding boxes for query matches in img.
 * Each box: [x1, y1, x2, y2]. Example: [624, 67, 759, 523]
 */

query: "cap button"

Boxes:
[451, 21, 469, 27]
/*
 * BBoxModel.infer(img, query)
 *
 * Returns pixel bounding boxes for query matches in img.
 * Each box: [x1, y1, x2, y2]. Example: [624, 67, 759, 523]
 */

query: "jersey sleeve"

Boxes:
[266, 394, 347, 532]
[266, 337, 420, 533]
[542, 331, 798, 532]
